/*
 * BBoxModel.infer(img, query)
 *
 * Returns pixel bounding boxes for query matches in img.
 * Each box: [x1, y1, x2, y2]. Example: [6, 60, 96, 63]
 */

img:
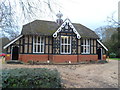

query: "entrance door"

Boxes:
[97, 48, 102, 60]
[12, 46, 19, 60]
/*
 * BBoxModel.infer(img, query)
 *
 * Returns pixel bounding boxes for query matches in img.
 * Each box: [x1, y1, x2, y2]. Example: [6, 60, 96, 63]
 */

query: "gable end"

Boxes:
[53, 18, 81, 39]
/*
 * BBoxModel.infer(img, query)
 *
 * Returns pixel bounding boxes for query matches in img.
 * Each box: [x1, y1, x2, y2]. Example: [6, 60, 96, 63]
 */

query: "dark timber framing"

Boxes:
[6, 34, 105, 55]
[93, 39, 94, 54]
[31, 35, 33, 53]
[27, 35, 29, 53]
[22, 36, 25, 54]
[90, 39, 91, 54]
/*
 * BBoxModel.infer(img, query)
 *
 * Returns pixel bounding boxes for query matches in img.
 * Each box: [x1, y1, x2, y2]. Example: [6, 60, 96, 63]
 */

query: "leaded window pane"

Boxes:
[65, 45, 67, 52]
[41, 37, 44, 44]
[65, 38, 67, 43]
[68, 37, 70, 44]
[38, 37, 40, 43]
[36, 45, 38, 52]
[34, 45, 36, 52]
[41, 45, 43, 52]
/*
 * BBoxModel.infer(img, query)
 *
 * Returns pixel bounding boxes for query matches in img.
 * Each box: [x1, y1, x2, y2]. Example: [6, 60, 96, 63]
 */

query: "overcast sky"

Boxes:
[0, 0, 119, 38]
[1, 0, 119, 33]
[51, 0, 119, 30]
[11, 0, 119, 31]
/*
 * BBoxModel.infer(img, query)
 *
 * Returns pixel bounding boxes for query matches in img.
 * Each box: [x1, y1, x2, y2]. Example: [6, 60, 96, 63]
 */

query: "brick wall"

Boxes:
[5, 54, 106, 63]
[52, 55, 77, 63]
[5, 54, 48, 63]
[19, 54, 48, 63]
[78, 55, 98, 61]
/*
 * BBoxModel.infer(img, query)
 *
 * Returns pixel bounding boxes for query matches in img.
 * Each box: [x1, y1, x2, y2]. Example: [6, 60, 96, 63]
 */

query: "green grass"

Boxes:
[108, 58, 120, 61]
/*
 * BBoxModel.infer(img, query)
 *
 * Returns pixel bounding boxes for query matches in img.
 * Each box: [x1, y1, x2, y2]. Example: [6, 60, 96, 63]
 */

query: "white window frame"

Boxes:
[81, 39, 90, 54]
[33, 36, 44, 53]
[60, 36, 71, 54]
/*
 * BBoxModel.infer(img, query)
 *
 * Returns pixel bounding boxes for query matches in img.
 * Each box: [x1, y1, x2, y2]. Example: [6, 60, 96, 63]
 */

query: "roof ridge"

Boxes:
[23, 19, 57, 27]
[21, 19, 99, 39]
[35, 19, 56, 23]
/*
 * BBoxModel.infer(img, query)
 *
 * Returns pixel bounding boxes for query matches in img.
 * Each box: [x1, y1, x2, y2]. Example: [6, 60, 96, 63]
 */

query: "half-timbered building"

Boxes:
[4, 12, 108, 63]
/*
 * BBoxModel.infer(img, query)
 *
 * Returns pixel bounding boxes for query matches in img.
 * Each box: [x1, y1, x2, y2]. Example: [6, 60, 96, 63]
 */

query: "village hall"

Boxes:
[3, 11, 108, 63]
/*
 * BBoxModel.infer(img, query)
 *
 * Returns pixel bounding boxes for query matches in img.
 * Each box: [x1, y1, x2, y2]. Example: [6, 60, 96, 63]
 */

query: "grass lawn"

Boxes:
[108, 58, 120, 61]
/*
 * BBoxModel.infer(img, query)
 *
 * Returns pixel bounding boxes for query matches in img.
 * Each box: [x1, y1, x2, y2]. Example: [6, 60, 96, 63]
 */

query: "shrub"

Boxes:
[2, 68, 62, 88]
[27, 61, 48, 65]
[109, 53, 116, 58]
[89, 60, 96, 64]
[27, 60, 34, 65]
[6, 60, 23, 64]
[97, 60, 108, 64]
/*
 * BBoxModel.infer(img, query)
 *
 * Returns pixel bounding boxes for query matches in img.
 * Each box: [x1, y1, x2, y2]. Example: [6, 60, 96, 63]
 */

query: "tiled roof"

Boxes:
[21, 20, 99, 39]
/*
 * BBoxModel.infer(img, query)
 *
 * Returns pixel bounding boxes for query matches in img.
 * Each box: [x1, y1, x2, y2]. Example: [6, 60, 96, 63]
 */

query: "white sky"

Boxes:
[0, 0, 119, 38]
[51, 0, 119, 30]
[2, 0, 119, 32]
[13, 0, 119, 31]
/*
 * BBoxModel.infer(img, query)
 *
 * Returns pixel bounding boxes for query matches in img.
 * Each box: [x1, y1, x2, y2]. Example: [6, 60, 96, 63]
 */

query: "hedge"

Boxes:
[2, 68, 62, 88]
[109, 52, 117, 58]
[97, 60, 108, 64]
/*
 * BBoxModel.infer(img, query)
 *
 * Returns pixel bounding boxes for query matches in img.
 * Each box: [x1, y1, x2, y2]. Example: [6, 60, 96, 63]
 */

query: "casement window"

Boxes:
[60, 36, 71, 54]
[81, 39, 90, 54]
[33, 36, 44, 53]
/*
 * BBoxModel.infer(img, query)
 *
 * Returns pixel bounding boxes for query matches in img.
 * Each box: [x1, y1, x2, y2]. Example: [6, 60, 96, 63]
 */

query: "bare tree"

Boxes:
[95, 26, 106, 40]
[95, 12, 119, 40]
[106, 12, 119, 27]
[95, 25, 117, 41]
[95, 11, 120, 57]
[0, 0, 60, 39]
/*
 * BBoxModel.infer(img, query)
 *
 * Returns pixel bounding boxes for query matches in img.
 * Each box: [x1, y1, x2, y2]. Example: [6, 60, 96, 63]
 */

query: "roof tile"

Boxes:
[21, 20, 99, 39]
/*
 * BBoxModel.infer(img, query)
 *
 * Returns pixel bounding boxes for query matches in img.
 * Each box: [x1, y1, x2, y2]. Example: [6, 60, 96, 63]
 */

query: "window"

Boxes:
[81, 39, 90, 54]
[60, 36, 71, 54]
[33, 36, 44, 53]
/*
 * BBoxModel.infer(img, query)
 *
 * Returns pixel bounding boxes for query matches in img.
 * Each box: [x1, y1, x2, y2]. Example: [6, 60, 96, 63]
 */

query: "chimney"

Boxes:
[56, 11, 63, 25]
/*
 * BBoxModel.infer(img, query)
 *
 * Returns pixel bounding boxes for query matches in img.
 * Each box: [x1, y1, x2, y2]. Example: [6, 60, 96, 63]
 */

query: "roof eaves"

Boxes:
[3, 35, 23, 49]
[97, 39, 108, 51]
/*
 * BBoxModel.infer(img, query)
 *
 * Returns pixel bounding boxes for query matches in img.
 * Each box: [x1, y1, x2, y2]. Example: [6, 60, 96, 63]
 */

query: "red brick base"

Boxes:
[52, 55, 77, 63]
[19, 54, 48, 62]
[5, 54, 107, 63]
[78, 55, 98, 61]
[5, 54, 48, 63]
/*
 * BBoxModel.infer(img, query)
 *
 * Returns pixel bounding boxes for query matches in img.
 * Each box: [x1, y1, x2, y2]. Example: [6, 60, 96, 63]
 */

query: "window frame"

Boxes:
[33, 36, 44, 53]
[60, 36, 71, 54]
[81, 39, 90, 54]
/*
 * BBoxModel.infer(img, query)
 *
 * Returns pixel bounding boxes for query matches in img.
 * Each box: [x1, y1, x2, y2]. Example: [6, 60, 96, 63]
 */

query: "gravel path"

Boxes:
[1, 58, 119, 88]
